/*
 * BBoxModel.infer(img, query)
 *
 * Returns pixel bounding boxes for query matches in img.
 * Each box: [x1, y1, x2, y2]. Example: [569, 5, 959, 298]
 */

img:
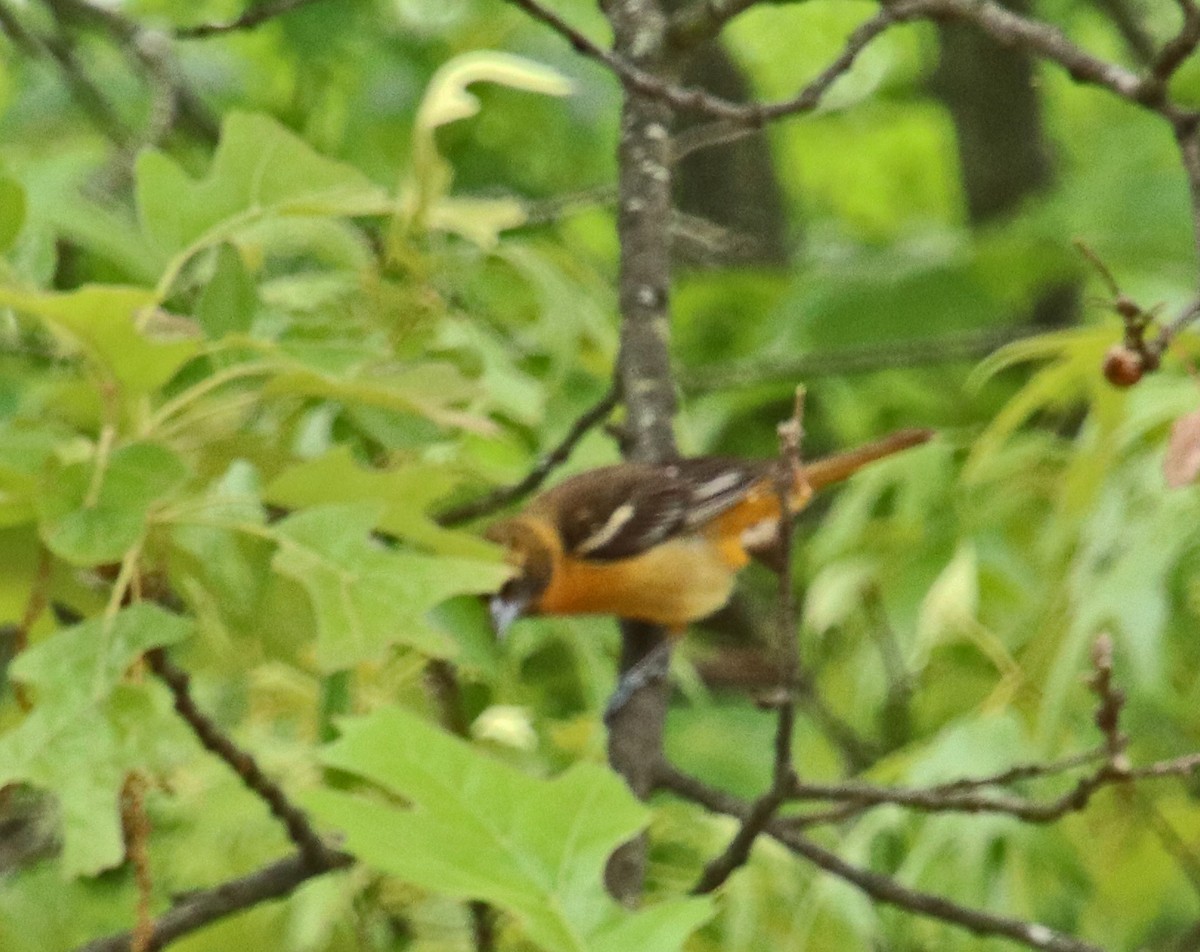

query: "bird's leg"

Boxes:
[604, 638, 673, 723]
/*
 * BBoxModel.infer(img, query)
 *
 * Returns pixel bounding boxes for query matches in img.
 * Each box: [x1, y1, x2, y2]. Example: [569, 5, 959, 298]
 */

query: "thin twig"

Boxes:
[671, 120, 756, 164]
[668, 0, 763, 49]
[1176, 127, 1200, 280]
[777, 746, 1109, 830]
[690, 780, 791, 893]
[781, 770, 1121, 824]
[501, 0, 903, 124]
[1151, 0, 1200, 83]
[780, 826, 1105, 952]
[932, 746, 1108, 792]
[1152, 297, 1200, 360]
[678, 325, 1046, 393]
[1143, 796, 1200, 897]
[656, 763, 1105, 952]
[424, 658, 497, 952]
[1090, 0, 1157, 64]
[437, 386, 619, 526]
[680, 639, 1200, 835]
[690, 391, 807, 894]
[1128, 751, 1200, 780]
[37, 0, 219, 144]
[1087, 633, 1129, 770]
[522, 184, 617, 225]
[74, 849, 352, 952]
[175, 0, 330, 39]
[145, 649, 335, 868]
[119, 773, 154, 952]
[864, 584, 913, 751]
[503, 0, 1199, 127]
[769, 386, 806, 771]
[0, 0, 134, 148]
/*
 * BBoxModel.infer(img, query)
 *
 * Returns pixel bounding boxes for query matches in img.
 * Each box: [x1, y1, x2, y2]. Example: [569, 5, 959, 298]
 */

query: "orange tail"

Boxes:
[800, 427, 933, 492]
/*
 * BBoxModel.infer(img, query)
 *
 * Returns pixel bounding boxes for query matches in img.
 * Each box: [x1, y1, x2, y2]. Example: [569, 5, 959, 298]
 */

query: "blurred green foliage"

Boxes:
[0, 0, 1199, 950]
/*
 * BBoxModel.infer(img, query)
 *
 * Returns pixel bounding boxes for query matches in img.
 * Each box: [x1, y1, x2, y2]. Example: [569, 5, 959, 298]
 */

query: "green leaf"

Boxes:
[265, 362, 497, 434]
[405, 52, 570, 236]
[802, 557, 879, 635]
[47, 193, 165, 286]
[425, 195, 527, 250]
[965, 326, 1116, 481]
[0, 604, 193, 874]
[416, 52, 573, 134]
[916, 542, 980, 651]
[266, 446, 496, 557]
[306, 707, 712, 952]
[12, 602, 190, 707]
[37, 442, 189, 565]
[0, 174, 26, 254]
[136, 111, 390, 258]
[0, 285, 201, 393]
[0, 422, 70, 528]
[196, 243, 257, 339]
[169, 461, 272, 637]
[271, 504, 511, 670]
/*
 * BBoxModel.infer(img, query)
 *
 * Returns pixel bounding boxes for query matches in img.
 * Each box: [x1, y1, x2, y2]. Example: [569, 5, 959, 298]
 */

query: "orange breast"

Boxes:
[535, 535, 742, 630]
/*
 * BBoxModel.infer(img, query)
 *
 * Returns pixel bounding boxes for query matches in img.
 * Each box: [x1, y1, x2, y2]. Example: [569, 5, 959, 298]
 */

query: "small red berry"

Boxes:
[1103, 345, 1144, 387]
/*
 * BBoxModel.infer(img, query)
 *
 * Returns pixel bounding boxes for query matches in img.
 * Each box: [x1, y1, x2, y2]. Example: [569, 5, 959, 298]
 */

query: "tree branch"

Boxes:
[0, 0, 134, 149]
[175, 0, 331, 40]
[75, 849, 352, 952]
[1150, 0, 1200, 84]
[598, 0, 680, 904]
[775, 825, 1104, 952]
[75, 651, 353, 952]
[691, 394, 806, 894]
[504, 0, 1200, 128]
[668, 0, 763, 50]
[660, 639, 1200, 946]
[679, 325, 1045, 393]
[436, 386, 619, 526]
[776, 746, 1110, 830]
[37, 0, 219, 145]
[1174, 126, 1200, 281]
[656, 763, 1105, 952]
[501, 0, 904, 124]
[780, 769, 1126, 825]
[146, 649, 336, 868]
[1091, 0, 1158, 64]
[424, 658, 498, 952]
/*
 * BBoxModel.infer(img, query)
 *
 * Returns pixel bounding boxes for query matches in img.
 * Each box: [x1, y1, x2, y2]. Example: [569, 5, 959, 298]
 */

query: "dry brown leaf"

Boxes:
[1164, 407, 1200, 487]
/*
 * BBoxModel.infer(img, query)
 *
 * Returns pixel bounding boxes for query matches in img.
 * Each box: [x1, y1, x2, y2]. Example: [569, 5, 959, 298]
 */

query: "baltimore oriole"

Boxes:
[485, 428, 932, 637]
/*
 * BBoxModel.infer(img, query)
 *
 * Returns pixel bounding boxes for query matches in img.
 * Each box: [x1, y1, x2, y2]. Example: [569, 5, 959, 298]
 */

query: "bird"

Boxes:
[485, 427, 933, 639]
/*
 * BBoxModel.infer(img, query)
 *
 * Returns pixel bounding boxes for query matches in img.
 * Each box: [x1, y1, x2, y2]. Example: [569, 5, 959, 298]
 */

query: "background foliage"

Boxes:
[1, 0, 1200, 949]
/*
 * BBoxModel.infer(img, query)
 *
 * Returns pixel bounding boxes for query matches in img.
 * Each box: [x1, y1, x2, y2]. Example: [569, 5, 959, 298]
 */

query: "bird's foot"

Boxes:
[603, 640, 672, 724]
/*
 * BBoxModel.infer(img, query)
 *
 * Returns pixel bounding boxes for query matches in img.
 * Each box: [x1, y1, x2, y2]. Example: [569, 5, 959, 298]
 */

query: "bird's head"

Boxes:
[484, 518, 555, 638]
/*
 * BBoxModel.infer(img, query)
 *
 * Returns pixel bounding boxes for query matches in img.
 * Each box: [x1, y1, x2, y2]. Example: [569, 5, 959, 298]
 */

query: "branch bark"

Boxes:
[437, 386, 619, 526]
[657, 764, 1106, 952]
[600, 0, 681, 906]
[146, 650, 335, 868]
[75, 850, 352, 952]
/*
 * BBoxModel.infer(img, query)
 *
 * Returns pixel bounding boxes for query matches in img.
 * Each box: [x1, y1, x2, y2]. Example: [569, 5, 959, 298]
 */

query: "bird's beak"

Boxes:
[489, 593, 528, 640]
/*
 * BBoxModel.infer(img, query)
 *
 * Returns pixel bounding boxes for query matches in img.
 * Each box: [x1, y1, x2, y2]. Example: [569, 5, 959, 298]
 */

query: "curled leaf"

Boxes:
[416, 52, 573, 135]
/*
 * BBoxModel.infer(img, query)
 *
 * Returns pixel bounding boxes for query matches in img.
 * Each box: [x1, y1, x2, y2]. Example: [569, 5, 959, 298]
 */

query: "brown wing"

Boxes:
[538, 457, 769, 562]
